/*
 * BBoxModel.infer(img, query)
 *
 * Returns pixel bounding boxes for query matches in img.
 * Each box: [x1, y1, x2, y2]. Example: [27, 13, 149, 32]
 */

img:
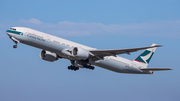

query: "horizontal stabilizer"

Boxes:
[141, 68, 172, 71]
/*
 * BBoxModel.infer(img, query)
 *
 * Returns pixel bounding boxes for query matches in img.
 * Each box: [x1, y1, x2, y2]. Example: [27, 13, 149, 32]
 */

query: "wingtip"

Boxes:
[151, 43, 163, 47]
[156, 45, 163, 47]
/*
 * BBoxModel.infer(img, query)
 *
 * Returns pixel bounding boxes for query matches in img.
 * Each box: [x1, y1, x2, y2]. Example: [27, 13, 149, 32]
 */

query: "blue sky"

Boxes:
[0, 0, 180, 101]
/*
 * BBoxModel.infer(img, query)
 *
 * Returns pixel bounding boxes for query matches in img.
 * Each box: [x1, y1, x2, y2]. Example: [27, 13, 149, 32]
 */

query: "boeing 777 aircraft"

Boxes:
[6, 27, 172, 74]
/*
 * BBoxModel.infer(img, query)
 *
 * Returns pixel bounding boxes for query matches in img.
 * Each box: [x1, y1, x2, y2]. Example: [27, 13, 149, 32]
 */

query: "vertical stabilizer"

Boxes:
[133, 43, 157, 68]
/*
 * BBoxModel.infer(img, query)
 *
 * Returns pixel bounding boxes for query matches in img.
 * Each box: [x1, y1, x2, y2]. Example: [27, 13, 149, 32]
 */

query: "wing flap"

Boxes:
[140, 68, 172, 71]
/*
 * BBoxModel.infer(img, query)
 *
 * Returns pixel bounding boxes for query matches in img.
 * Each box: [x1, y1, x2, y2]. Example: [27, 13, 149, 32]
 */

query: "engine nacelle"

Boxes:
[72, 47, 89, 60]
[40, 50, 58, 62]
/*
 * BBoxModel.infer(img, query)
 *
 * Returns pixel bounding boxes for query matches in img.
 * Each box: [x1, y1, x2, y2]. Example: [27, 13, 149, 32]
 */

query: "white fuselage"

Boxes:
[6, 27, 152, 74]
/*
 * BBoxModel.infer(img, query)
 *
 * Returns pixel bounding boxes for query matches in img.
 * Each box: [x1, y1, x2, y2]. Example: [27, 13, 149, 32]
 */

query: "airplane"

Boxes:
[6, 27, 172, 74]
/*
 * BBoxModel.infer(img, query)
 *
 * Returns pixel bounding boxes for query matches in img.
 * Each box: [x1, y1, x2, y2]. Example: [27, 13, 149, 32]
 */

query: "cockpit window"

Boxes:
[10, 28, 16, 31]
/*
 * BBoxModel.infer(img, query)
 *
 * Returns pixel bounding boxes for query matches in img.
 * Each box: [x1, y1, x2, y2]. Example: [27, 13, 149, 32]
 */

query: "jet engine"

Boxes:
[72, 47, 89, 60]
[40, 50, 58, 62]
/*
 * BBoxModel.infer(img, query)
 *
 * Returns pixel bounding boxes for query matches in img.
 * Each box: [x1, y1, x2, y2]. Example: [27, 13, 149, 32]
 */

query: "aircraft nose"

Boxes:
[6, 30, 10, 35]
[6, 30, 12, 37]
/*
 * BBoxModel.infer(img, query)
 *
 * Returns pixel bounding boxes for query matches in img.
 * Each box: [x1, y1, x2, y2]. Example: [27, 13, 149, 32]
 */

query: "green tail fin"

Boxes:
[134, 43, 157, 64]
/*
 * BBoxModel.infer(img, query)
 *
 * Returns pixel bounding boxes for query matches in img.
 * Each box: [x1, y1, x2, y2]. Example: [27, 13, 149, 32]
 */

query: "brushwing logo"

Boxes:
[135, 50, 154, 64]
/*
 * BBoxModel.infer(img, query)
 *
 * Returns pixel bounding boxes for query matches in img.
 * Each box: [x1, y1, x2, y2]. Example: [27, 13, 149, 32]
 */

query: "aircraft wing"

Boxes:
[140, 68, 172, 71]
[89, 45, 162, 57]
